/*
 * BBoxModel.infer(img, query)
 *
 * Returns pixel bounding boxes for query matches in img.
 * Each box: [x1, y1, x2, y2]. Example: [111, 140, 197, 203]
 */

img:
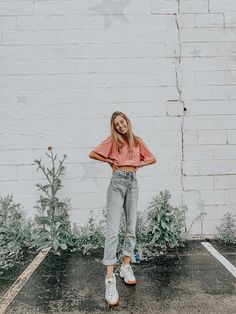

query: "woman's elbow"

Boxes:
[89, 151, 95, 159]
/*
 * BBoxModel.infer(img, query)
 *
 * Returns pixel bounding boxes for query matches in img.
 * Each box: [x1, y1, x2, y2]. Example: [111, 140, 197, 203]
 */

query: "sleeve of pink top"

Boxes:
[139, 138, 155, 162]
[93, 135, 112, 158]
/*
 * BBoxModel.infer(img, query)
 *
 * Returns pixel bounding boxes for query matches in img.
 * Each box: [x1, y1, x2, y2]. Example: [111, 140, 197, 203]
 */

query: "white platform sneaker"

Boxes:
[120, 263, 137, 285]
[105, 273, 119, 307]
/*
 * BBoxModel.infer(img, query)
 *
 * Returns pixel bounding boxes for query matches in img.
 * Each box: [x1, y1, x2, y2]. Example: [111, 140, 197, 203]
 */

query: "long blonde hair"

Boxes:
[110, 111, 139, 153]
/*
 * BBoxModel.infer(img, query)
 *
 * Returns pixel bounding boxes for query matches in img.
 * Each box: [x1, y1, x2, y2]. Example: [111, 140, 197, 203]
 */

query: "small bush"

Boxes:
[216, 212, 236, 245]
[0, 195, 33, 273]
[140, 189, 187, 259]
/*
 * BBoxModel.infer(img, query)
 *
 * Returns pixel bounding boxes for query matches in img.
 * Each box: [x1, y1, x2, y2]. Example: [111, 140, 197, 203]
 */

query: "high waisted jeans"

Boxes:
[102, 170, 139, 265]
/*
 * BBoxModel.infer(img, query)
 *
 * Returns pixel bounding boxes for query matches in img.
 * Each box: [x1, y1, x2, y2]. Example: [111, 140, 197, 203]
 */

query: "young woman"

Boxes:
[89, 111, 156, 307]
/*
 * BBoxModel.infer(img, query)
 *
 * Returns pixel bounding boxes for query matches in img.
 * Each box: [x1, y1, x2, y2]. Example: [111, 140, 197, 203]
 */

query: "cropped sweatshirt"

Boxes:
[93, 135, 155, 167]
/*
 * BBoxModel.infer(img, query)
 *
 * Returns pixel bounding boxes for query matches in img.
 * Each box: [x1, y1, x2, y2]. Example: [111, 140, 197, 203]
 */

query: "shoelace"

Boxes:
[107, 280, 116, 297]
[124, 264, 134, 277]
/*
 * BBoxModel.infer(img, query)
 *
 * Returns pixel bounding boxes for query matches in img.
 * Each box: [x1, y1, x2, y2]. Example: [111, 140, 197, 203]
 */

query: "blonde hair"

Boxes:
[110, 111, 139, 153]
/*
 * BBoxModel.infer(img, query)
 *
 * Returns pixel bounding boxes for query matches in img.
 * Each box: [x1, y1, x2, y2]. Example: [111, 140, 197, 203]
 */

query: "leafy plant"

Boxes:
[142, 189, 187, 258]
[0, 195, 32, 273]
[216, 212, 236, 245]
[31, 146, 76, 254]
[73, 210, 106, 255]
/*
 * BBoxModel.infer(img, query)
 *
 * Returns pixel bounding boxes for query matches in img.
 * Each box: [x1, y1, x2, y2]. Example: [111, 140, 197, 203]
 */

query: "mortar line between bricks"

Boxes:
[0, 247, 51, 314]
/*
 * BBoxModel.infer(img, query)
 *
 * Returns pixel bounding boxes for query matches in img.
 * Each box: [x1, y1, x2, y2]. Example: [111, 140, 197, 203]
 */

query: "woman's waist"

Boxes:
[110, 158, 140, 172]
[112, 168, 137, 179]
[114, 165, 137, 172]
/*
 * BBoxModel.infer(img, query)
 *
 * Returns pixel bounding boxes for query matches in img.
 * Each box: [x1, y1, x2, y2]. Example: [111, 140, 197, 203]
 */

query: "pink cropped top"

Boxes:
[93, 135, 155, 167]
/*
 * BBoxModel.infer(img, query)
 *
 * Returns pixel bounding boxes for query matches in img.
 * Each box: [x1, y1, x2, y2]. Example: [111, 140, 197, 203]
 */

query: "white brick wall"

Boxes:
[0, 0, 235, 236]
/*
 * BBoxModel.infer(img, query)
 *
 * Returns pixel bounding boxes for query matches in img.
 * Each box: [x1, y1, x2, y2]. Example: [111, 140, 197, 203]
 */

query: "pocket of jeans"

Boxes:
[110, 177, 116, 188]
[112, 175, 125, 183]
[111, 176, 126, 190]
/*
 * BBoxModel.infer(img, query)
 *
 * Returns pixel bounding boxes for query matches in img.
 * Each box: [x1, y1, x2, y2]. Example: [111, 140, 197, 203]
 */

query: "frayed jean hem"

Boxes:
[102, 258, 117, 266]
[123, 250, 133, 258]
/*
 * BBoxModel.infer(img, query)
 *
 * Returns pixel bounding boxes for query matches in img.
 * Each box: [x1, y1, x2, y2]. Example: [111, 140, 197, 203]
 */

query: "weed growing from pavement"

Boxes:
[31, 147, 77, 255]
[216, 212, 236, 245]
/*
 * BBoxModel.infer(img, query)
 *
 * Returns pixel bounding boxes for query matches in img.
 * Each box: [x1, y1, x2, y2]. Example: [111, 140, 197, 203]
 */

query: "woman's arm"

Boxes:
[139, 157, 157, 168]
[89, 151, 118, 169]
[89, 150, 109, 163]
[138, 137, 157, 169]
[143, 157, 157, 166]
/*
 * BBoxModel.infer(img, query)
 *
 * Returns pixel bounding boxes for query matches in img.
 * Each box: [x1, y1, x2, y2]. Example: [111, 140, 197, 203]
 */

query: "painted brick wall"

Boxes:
[0, 0, 235, 236]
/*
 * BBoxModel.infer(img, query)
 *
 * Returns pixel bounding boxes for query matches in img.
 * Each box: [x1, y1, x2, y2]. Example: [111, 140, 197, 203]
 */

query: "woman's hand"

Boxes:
[139, 161, 145, 168]
[133, 162, 145, 173]
[106, 158, 119, 170]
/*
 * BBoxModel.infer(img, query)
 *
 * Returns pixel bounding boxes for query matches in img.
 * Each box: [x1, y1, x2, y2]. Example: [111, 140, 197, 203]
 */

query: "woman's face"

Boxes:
[113, 115, 128, 135]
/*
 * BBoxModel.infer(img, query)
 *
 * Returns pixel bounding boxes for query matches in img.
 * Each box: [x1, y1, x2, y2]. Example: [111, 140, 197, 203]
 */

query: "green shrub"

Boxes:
[140, 189, 187, 259]
[0, 195, 32, 273]
[31, 147, 77, 254]
[216, 212, 236, 245]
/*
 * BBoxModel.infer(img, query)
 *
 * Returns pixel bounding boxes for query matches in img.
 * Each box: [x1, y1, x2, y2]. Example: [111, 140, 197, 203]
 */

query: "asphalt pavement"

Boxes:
[1, 240, 236, 314]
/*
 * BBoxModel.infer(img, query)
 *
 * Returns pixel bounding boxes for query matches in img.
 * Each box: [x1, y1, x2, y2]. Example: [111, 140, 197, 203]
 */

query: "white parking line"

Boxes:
[0, 247, 51, 314]
[201, 242, 236, 279]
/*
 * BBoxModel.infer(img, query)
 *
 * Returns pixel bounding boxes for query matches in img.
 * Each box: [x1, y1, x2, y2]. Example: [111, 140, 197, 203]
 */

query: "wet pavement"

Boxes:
[2, 240, 236, 313]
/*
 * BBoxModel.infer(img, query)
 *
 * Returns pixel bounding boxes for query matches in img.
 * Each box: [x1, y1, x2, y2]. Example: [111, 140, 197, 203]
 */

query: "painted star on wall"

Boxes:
[89, 0, 131, 30]
[17, 94, 26, 105]
[190, 48, 202, 58]
[80, 162, 108, 185]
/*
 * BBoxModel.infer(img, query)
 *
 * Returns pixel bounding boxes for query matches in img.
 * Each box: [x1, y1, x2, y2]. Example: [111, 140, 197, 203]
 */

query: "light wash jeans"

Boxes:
[102, 170, 139, 266]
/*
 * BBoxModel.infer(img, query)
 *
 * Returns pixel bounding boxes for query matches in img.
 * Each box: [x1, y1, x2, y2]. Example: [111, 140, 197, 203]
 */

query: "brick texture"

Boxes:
[0, 0, 235, 236]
